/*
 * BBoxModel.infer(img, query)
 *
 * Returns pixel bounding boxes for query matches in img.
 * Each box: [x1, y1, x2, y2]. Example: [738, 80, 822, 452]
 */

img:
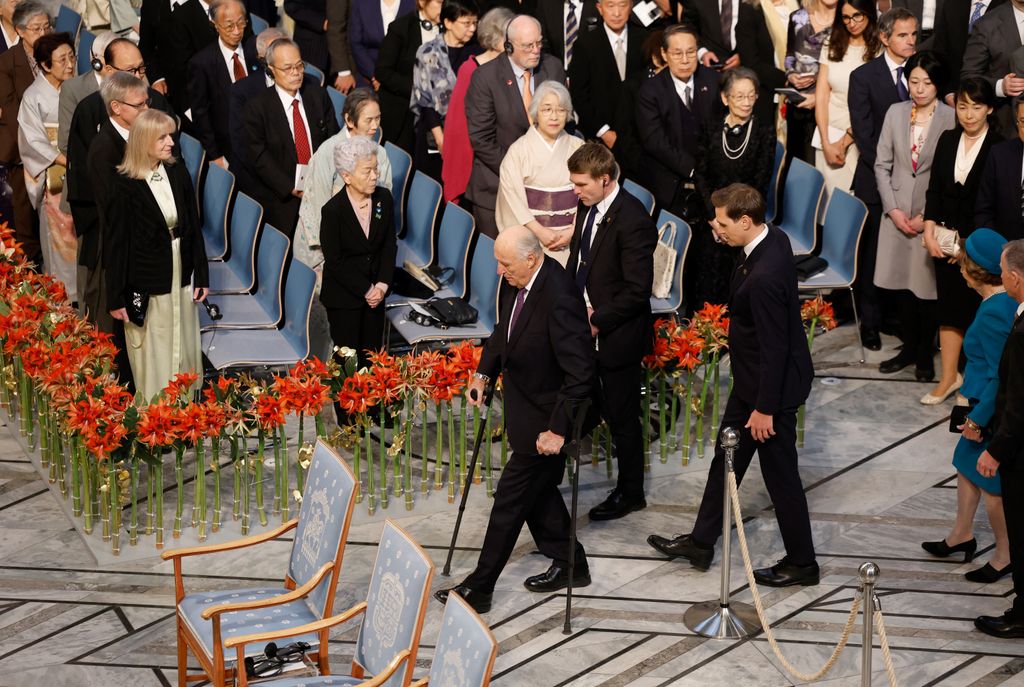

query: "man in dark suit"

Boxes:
[139, 0, 176, 95]
[325, 0, 356, 92]
[188, 0, 259, 168]
[933, 0, 1005, 101]
[648, 184, 818, 587]
[735, 0, 785, 123]
[685, 0, 740, 71]
[975, 98, 1024, 242]
[165, 0, 218, 112]
[635, 25, 719, 218]
[242, 37, 338, 238]
[565, 143, 656, 520]
[567, 0, 649, 152]
[433, 225, 597, 614]
[848, 7, 916, 353]
[975, 239, 1024, 638]
[537, 0, 599, 67]
[0, 0, 20, 55]
[962, 0, 1024, 138]
[374, 3, 435, 154]
[466, 14, 565, 238]
[284, 0, 329, 74]
[891, 0, 944, 46]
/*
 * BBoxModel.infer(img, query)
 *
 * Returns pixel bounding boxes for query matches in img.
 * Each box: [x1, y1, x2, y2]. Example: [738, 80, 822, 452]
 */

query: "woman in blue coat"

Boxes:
[922, 229, 1018, 582]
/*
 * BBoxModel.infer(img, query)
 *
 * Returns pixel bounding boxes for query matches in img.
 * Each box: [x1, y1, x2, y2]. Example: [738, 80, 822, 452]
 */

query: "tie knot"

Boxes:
[292, 98, 300, 109]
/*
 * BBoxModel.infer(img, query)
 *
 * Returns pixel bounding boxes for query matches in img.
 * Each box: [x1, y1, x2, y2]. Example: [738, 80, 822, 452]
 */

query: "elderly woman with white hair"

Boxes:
[319, 135, 396, 387]
[495, 80, 584, 266]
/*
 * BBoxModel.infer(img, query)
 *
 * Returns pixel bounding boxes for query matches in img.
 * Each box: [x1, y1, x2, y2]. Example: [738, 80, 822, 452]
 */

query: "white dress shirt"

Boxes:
[276, 85, 312, 150]
[146, 163, 179, 229]
[110, 117, 130, 141]
[508, 262, 543, 339]
[595, 24, 628, 137]
[1, 21, 17, 49]
[219, 39, 248, 83]
[381, 0, 401, 32]
[883, 50, 907, 90]
[921, 0, 936, 31]
[1016, 301, 1024, 318]
[743, 224, 770, 257]
[670, 72, 696, 108]
[697, 0, 739, 61]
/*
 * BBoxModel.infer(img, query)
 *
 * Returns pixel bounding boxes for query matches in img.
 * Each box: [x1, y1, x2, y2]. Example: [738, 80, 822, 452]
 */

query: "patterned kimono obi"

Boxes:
[524, 184, 578, 230]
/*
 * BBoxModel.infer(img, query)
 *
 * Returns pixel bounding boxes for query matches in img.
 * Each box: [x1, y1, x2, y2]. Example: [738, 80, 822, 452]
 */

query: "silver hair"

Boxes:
[1005, 240, 1024, 279]
[209, 0, 245, 22]
[506, 13, 541, 43]
[877, 7, 915, 36]
[477, 6, 514, 52]
[511, 228, 542, 260]
[334, 135, 379, 176]
[256, 27, 287, 58]
[13, 0, 49, 28]
[266, 37, 300, 67]
[92, 30, 120, 62]
[528, 80, 573, 122]
[101, 71, 147, 115]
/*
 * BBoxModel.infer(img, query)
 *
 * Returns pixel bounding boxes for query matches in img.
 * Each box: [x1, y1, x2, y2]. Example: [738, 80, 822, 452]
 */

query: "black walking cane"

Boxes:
[442, 383, 496, 577]
[563, 397, 593, 634]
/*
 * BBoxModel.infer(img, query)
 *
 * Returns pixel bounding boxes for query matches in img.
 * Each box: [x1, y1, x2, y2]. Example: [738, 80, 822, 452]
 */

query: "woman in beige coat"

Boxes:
[873, 52, 954, 381]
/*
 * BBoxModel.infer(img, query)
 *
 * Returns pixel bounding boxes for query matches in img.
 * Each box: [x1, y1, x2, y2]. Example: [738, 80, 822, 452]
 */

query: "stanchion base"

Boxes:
[684, 601, 763, 639]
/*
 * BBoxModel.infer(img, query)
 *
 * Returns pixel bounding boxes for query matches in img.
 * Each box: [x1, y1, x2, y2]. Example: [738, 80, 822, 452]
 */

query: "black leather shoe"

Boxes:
[647, 533, 714, 570]
[589, 490, 647, 521]
[965, 562, 1013, 583]
[524, 563, 591, 592]
[915, 365, 936, 382]
[860, 327, 882, 351]
[975, 611, 1024, 638]
[921, 537, 977, 562]
[879, 353, 914, 374]
[434, 585, 493, 613]
[753, 559, 820, 587]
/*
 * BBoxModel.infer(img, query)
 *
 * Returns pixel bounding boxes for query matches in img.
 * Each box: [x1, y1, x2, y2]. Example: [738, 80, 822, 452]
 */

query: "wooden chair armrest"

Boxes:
[409, 677, 429, 687]
[223, 600, 368, 649]
[201, 562, 334, 620]
[356, 650, 413, 687]
[161, 518, 298, 561]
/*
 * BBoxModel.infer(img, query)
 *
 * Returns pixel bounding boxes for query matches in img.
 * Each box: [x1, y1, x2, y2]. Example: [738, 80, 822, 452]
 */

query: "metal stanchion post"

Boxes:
[684, 427, 762, 638]
[859, 562, 880, 687]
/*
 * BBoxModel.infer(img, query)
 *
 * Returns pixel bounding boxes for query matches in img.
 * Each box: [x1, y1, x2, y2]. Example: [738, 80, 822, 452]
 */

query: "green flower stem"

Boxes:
[196, 439, 207, 541]
[280, 428, 290, 521]
[81, 443, 92, 533]
[393, 408, 403, 498]
[39, 397, 49, 468]
[353, 420, 363, 502]
[447, 401, 456, 503]
[101, 464, 111, 542]
[658, 374, 668, 464]
[146, 456, 154, 536]
[669, 378, 679, 454]
[378, 413, 388, 510]
[682, 375, 694, 465]
[472, 404, 481, 484]
[366, 418, 376, 514]
[272, 426, 282, 516]
[404, 404, 413, 510]
[155, 458, 164, 548]
[459, 394, 468, 485]
[241, 436, 251, 534]
[643, 368, 652, 461]
[110, 464, 120, 554]
[315, 414, 326, 441]
[211, 437, 221, 532]
[255, 430, 268, 526]
[130, 448, 139, 546]
[71, 436, 82, 516]
[421, 404, 429, 494]
[434, 401, 443, 491]
[231, 438, 241, 521]
[711, 354, 721, 433]
[173, 446, 184, 537]
[296, 414, 306, 493]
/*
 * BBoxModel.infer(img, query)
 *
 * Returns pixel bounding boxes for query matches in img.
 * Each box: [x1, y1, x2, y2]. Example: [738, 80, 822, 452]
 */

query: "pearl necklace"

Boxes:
[722, 118, 753, 160]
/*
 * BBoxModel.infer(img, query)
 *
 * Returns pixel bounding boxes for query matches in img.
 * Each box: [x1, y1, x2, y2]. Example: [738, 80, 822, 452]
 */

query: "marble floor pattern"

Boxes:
[1, 324, 1023, 686]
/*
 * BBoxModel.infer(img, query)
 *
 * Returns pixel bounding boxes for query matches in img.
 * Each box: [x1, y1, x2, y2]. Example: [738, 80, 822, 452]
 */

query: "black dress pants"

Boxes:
[326, 302, 385, 421]
[856, 203, 883, 331]
[462, 451, 588, 593]
[600, 361, 645, 499]
[691, 394, 816, 566]
[1000, 463, 1024, 618]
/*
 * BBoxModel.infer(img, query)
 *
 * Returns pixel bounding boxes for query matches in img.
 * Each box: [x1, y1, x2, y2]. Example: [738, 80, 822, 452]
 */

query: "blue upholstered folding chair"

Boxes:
[162, 439, 359, 687]
[798, 188, 869, 363]
[225, 519, 435, 687]
[777, 158, 823, 255]
[208, 193, 262, 294]
[200, 225, 289, 330]
[328, 86, 346, 129]
[396, 171, 442, 267]
[77, 30, 95, 76]
[766, 140, 785, 223]
[410, 592, 499, 687]
[304, 62, 325, 86]
[386, 201, 473, 312]
[203, 260, 317, 369]
[180, 132, 206, 199]
[650, 210, 692, 314]
[201, 164, 235, 261]
[385, 142, 413, 237]
[622, 178, 655, 215]
[56, 5, 82, 36]
[250, 12, 269, 33]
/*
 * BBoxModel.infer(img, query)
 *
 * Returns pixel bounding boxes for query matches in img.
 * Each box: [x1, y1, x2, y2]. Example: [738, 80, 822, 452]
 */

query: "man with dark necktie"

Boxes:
[647, 183, 818, 587]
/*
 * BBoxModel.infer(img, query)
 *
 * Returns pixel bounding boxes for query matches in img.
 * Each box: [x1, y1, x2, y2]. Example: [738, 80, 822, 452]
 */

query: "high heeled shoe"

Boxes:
[921, 537, 977, 561]
[965, 562, 1013, 583]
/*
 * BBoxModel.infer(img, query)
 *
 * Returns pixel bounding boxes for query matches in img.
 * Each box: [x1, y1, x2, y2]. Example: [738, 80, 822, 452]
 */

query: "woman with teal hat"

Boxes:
[922, 228, 1018, 583]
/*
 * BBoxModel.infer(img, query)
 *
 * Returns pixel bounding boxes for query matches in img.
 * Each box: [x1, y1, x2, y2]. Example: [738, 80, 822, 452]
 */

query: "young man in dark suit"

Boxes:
[188, 0, 259, 168]
[648, 183, 818, 587]
[975, 239, 1024, 638]
[536, 0, 599, 67]
[567, 0, 648, 151]
[466, 14, 565, 237]
[975, 98, 1024, 243]
[565, 142, 656, 520]
[434, 225, 597, 614]
[242, 38, 339, 238]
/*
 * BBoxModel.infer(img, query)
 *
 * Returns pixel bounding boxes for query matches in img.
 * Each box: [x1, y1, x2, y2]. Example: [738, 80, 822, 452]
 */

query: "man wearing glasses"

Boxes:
[465, 14, 566, 239]
[188, 0, 256, 169]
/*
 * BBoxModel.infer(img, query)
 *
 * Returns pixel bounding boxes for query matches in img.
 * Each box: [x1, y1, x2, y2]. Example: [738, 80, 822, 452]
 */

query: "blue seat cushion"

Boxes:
[650, 296, 677, 314]
[199, 294, 278, 330]
[250, 677, 367, 687]
[202, 330, 302, 369]
[178, 587, 321, 661]
[208, 261, 251, 294]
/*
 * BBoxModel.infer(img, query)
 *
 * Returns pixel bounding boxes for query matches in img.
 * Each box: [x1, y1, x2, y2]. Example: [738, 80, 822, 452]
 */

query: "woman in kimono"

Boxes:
[17, 31, 75, 301]
[495, 80, 584, 267]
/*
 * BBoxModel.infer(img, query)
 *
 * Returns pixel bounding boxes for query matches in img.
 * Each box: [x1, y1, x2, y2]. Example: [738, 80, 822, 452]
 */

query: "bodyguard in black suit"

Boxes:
[187, 0, 259, 166]
[975, 240, 1024, 638]
[565, 143, 656, 520]
[567, 0, 648, 144]
[536, 0, 599, 66]
[648, 184, 818, 587]
[166, 0, 219, 112]
[435, 226, 597, 614]
[847, 8, 917, 350]
[975, 111, 1024, 242]
[635, 25, 719, 216]
[242, 38, 339, 238]
[374, 5, 435, 154]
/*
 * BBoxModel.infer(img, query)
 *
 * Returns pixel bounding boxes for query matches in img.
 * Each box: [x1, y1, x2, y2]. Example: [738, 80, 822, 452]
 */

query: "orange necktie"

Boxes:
[522, 70, 532, 118]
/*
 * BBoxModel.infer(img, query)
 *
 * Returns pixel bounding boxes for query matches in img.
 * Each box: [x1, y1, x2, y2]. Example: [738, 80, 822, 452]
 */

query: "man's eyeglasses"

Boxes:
[665, 48, 697, 60]
[116, 63, 147, 76]
[217, 18, 247, 32]
[513, 41, 542, 52]
[117, 98, 152, 110]
[271, 61, 305, 74]
[841, 11, 867, 24]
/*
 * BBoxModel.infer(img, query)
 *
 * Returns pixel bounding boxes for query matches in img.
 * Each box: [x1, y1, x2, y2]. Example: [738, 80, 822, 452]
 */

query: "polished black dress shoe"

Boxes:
[915, 365, 936, 382]
[921, 537, 977, 562]
[524, 563, 591, 592]
[434, 585, 493, 613]
[975, 611, 1024, 638]
[965, 562, 1013, 583]
[589, 490, 647, 521]
[860, 327, 882, 351]
[879, 353, 914, 374]
[647, 533, 714, 570]
[753, 559, 820, 587]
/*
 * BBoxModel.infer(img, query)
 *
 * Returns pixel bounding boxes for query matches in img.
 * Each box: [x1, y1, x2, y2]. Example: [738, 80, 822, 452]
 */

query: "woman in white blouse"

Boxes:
[105, 110, 209, 402]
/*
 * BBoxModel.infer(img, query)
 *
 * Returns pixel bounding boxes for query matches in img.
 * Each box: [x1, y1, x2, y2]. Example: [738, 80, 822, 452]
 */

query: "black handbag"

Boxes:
[949, 403, 986, 436]
[794, 254, 829, 281]
[123, 287, 150, 327]
[423, 296, 478, 326]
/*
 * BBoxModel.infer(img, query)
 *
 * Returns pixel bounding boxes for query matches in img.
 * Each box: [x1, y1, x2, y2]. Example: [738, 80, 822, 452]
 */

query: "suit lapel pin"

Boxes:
[506, 79, 513, 86]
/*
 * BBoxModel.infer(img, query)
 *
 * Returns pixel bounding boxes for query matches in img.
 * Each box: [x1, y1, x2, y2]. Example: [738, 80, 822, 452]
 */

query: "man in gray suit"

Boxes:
[465, 14, 566, 238]
[962, 0, 1024, 138]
